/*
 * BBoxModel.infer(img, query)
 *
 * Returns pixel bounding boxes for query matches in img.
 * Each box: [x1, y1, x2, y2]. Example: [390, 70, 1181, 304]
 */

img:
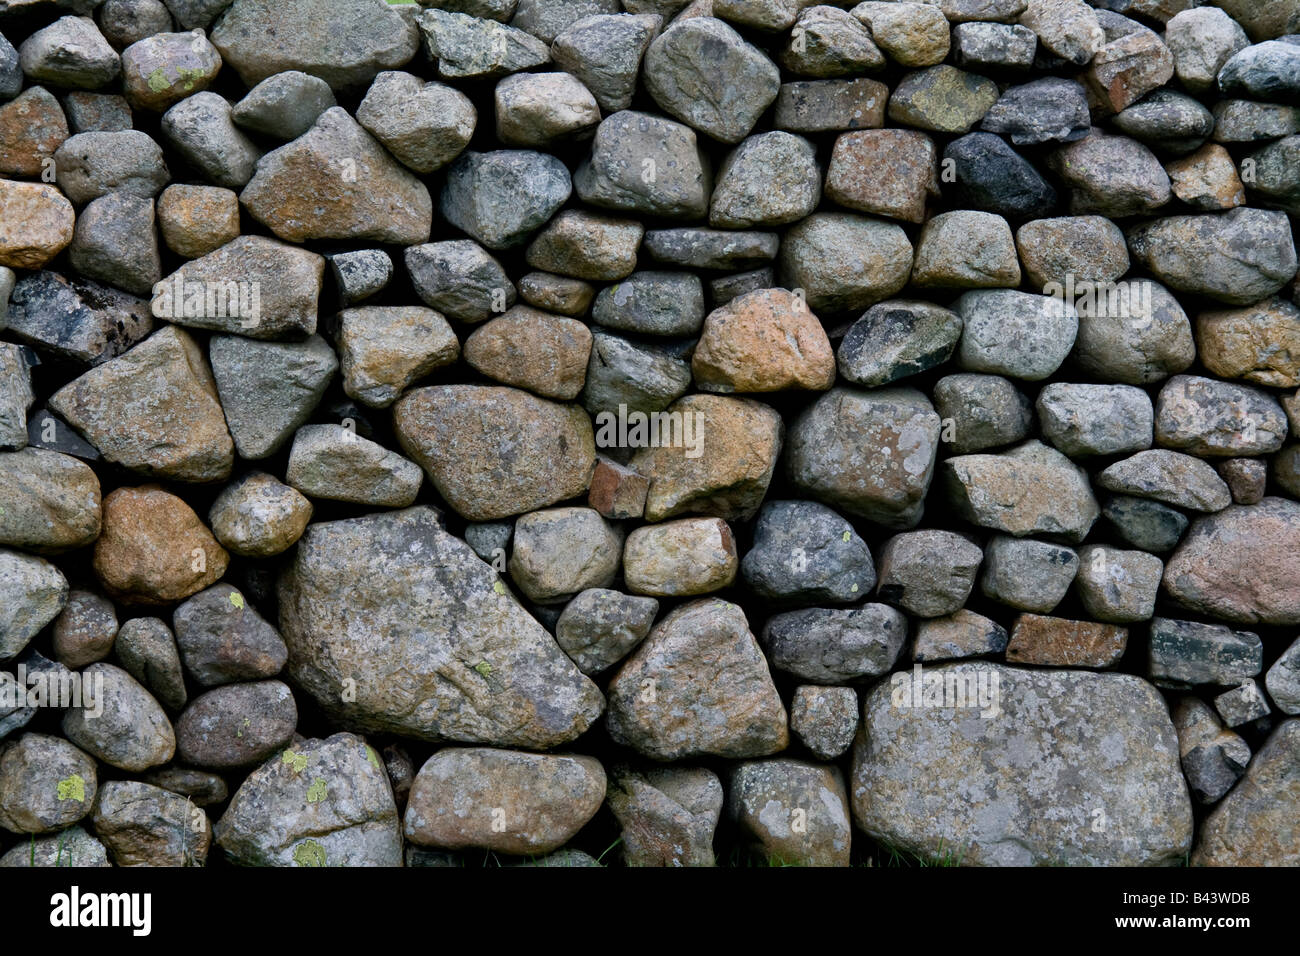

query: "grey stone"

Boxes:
[212, 0, 417, 90]
[785, 386, 940, 528]
[1154, 374, 1288, 457]
[67, 192, 159, 296]
[328, 249, 391, 307]
[741, 499, 875, 606]
[582, 331, 691, 417]
[932, 373, 1032, 454]
[336, 305, 459, 408]
[951, 21, 1037, 72]
[208, 473, 311, 559]
[463, 521, 512, 564]
[286, 424, 423, 508]
[356, 71, 474, 173]
[416, 8, 550, 80]
[1103, 495, 1188, 553]
[230, 70, 337, 140]
[955, 289, 1078, 381]
[1212, 100, 1300, 143]
[1070, 279, 1195, 385]
[554, 588, 659, 674]
[1126, 208, 1298, 306]
[1219, 457, 1267, 505]
[93, 780, 210, 865]
[1037, 383, 1153, 456]
[853, 663, 1192, 865]
[510, 0, 619, 43]
[709, 132, 820, 229]
[606, 599, 787, 760]
[1164, 8, 1247, 94]
[551, 14, 660, 114]
[53, 130, 168, 205]
[1266, 637, 1300, 715]
[773, 77, 889, 133]
[780, 5, 883, 77]
[0, 825, 109, 866]
[877, 530, 981, 618]
[404, 748, 605, 854]
[0, 33, 19, 101]
[1098, 450, 1231, 512]
[140, 766, 227, 807]
[1111, 89, 1214, 155]
[980, 77, 1090, 145]
[607, 765, 722, 867]
[216, 732, 401, 866]
[574, 111, 710, 221]
[728, 759, 851, 867]
[0, 733, 97, 834]
[159, 234, 323, 339]
[1017, 0, 1103, 65]
[48, 326, 233, 483]
[440, 149, 570, 250]
[913, 610, 1009, 661]
[1048, 130, 1171, 217]
[405, 240, 514, 323]
[979, 535, 1078, 613]
[175, 679, 297, 769]
[790, 686, 858, 760]
[160, 91, 260, 189]
[1015, 216, 1128, 289]
[778, 212, 913, 313]
[1218, 41, 1300, 102]
[643, 228, 778, 271]
[944, 440, 1100, 542]
[1074, 545, 1163, 623]
[62, 663, 175, 772]
[940, 132, 1058, 222]
[421, 0, 518, 19]
[1148, 617, 1262, 688]
[173, 583, 287, 688]
[709, 268, 772, 308]
[278, 507, 604, 747]
[0, 549, 67, 660]
[0, 343, 33, 450]
[1214, 680, 1271, 728]
[761, 604, 907, 683]
[591, 271, 704, 336]
[495, 71, 598, 147]
[209, 334, 337, 459]
[115, 616, 186, 711]
[1172, 696, 1250, 804]
[161, 0, 232, 29]
[18, 16, 120, 90]
[1244, 134, 1300, 215]
[642, 16, 779, 144]
[0, 447, 100, 553]
[50, 589, 116, 669]
[508, 506, 621, 603]
[910, 210, 1021, 289]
